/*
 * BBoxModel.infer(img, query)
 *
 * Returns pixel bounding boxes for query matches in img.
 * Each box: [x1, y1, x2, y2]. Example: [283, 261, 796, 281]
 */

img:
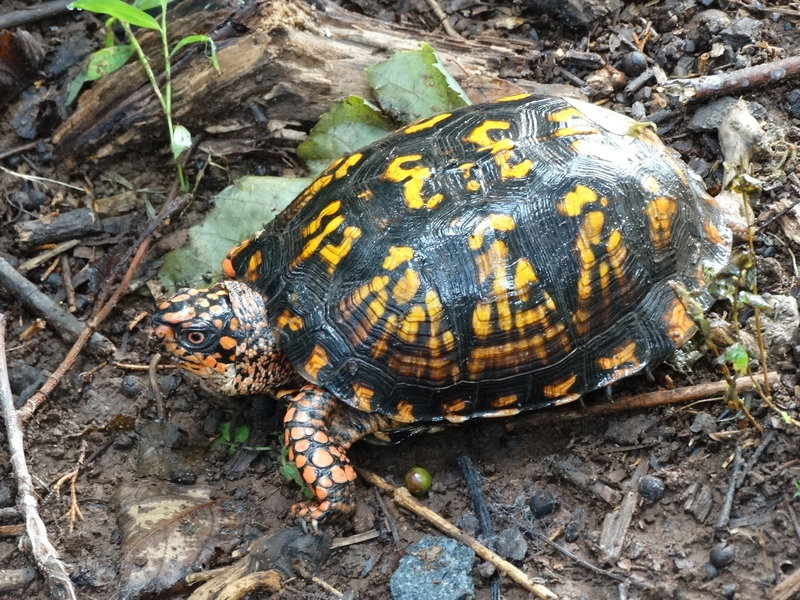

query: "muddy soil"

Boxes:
[0, 1, 799, 599]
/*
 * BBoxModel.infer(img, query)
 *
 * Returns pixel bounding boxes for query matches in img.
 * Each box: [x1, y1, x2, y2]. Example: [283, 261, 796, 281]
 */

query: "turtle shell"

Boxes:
[223, 94, 731, 424]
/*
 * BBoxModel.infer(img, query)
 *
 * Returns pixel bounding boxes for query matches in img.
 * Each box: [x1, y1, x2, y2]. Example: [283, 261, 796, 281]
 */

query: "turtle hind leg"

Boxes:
[283, 385, 394, 529]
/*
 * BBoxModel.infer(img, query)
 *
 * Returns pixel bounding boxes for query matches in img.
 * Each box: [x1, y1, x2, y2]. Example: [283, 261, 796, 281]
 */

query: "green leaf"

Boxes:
[717, 342, 749, 376]
[297, 95, 393, 177]
[233, 425, 250, 445]
[280, 448, 314, 499]
[65, 70, 88, 106]
[84, 44, 135, 81]
[218, 422, 231, 443]
[171, 34, 220, 72]
[158, 176, 312, 289]
[70, 0, 161, 30]
[134, 0, 165, 10]
[365, 42, 470, 125]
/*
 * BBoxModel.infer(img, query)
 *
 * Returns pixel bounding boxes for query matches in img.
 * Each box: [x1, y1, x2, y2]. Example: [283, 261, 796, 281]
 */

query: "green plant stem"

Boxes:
[121, 22, 167, 115]
[120, 18, 186, 190]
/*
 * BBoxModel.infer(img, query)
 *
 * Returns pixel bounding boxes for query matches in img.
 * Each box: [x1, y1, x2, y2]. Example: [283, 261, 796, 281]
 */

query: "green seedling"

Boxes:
[69, 0, 220, 190]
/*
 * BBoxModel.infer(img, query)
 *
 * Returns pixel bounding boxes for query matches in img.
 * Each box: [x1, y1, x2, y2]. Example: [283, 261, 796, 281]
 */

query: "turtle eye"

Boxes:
[179, 327, 217, 351]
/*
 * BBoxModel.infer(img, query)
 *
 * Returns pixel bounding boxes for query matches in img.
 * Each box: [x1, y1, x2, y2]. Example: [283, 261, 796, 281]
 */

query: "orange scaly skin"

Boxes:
[283, 386, 394, 528]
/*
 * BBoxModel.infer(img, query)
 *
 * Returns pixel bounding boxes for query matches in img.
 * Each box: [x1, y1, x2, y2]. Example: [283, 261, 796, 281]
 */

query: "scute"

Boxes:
[225, 95, 731, 422]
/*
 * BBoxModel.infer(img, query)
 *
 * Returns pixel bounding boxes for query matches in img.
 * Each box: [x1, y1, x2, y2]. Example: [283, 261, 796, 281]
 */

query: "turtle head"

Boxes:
[151, 280, 293, 395]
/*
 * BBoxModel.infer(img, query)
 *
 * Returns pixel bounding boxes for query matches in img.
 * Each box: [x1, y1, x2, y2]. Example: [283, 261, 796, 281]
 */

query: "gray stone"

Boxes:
[688, 97, 766, 132]
[604, 413, 657, 445]
[690, 412, 718, 435]
[391, 534, 475, 600]
[492, 527, 528, 561]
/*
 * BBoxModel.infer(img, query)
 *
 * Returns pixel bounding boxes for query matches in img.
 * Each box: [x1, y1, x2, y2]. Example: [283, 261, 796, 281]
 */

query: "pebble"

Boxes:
[120, 375, 144, 399]
[690, 412, 717, 435]
[390, 534, 475, 600]
[710, 543, 735, 568]
[529, 489, 558, 518]
[638, 475, 665, 502]
[620, 51, 647, 76]
[492, 527, 527, 561]
[0, 480, 14, 507]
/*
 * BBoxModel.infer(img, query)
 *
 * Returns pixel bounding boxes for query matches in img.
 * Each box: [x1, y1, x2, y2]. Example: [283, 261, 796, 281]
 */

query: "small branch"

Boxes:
[771, 565, 800, 600]
[421, 0, 462, 39]
[0, 255, 114, 354]
[149, 353, 165, 420]
[661, 55, 800, 105]
[0, 314, 77, 599]
[359, 468, 558, 600]
[516, 373, 780, 428]
[0, 0, 72, 29]
[715, 444, 743, 531]
[512, 519, 651, 590]
[457, 455, 501, 600]
[784, 494, 800, 545]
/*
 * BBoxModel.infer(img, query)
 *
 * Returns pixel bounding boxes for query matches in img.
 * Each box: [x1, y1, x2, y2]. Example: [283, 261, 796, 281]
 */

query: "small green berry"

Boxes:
[404, 467, 432, 497]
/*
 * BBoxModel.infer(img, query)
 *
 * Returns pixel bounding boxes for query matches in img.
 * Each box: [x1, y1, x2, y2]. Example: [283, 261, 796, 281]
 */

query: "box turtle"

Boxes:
[152, 94, 731, 528]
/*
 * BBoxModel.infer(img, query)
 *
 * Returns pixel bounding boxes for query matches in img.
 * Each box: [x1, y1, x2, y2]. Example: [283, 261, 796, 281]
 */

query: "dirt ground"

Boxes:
[1, 0, 799, 599]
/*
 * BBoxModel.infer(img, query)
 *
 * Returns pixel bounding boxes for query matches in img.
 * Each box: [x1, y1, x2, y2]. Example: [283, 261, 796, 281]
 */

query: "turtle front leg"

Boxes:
[283, 385, 395, 529]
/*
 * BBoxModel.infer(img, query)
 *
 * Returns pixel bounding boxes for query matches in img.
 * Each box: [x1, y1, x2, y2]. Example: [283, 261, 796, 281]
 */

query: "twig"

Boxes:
[294, 563, 343, 598]
[715, 444, 743, 531]
[0, 255, 114, 354]
[149, 353, 165, 420]
[113, 361, 176, 371]
[52, 440, 88, 532]
[60, 254, 77, 313]
[0, 314, 77, 599]
[0, 0, 72, 28]
[0, 141, 38, 162]
[17, 240, 80, 274]
[516, 372, 780, 428]
[17, 192, 189, 424]
[359, 468, 558, 600]
[729, 0, 800, 18]
[373, 486, 401, 547]
[512, 519, 651, 589]
[771, 565, 800, 600]
[661, 55, 800, 105]
[457, 455, 493, 534]
[740, 430, 777, 485]
[784, 495, 800, 544]
[457, 455, 500, 600]
[330, 529, 380, 549]
[421, 0, 462, 38]
[0, 165, 84, 191]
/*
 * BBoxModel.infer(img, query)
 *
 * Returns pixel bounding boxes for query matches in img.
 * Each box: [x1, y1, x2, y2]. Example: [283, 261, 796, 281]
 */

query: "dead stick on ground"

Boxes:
[359, 468, 558, 600]
[17, 193, 189, 424]
[421, 0, 462, 38]
[0, 314, 77, 600]
[661, 55, 800, 105]
[716, 444, 744, 531]
[771, 565, 800, 600]
[0, 255, 114, 354]
[517, 372, 780, 427]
